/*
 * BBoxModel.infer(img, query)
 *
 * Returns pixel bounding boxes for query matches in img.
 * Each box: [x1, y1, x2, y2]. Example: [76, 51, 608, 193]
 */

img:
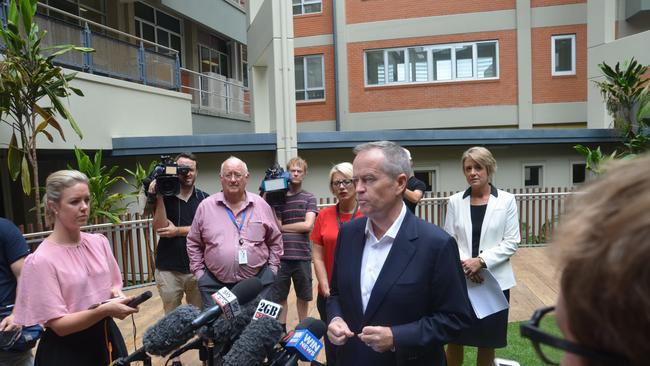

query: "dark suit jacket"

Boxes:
[327, 210, 472, 366]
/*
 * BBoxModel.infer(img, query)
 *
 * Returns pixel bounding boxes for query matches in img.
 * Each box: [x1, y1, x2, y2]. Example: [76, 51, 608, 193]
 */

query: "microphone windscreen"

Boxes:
[222, 317, 284, 366]
[299, 317, 327, 339]
[212, 295, 262, 343]
[143, 304, 201, 356]
[230, 277, 263, 304]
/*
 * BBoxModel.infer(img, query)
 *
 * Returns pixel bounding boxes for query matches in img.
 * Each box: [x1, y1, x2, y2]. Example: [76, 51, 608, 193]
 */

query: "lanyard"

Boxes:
[336, 202, 358, 228]
[225, 206, 247, 243]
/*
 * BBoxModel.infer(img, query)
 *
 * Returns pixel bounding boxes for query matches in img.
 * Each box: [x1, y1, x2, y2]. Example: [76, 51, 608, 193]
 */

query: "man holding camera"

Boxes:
[272, 156, 318, 330]
[149, 153, 208, 330]
[187, 156, 283, 309]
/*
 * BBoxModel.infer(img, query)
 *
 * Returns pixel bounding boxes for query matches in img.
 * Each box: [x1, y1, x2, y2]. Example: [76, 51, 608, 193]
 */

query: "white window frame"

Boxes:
[364, 40, 499, 87]
[551, 34, 576, 76]
[570, 161, 587, 186]
[198, 43, 230, 77]
[295, 54, 325, 102]
[134, 2, 184, 59]
[293, 0, 322, 16]
[413, 166, 439, 193]
[523, 163, 545, 188]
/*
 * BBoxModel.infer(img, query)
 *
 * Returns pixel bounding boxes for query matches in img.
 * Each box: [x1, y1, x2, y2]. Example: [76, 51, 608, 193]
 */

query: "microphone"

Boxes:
[222, 317, 284, 366]
[112, 304, 201, 365]
[266, 317, 326, 366]
[187, 277, 263, 332]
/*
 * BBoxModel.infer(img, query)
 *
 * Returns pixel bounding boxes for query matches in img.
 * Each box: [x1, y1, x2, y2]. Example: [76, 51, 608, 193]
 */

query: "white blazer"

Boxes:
[444, 186, 520, 290]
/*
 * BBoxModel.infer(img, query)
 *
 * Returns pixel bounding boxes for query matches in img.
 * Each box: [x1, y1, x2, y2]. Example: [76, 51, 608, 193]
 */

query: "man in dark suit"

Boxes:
[327, 141, 472, 366]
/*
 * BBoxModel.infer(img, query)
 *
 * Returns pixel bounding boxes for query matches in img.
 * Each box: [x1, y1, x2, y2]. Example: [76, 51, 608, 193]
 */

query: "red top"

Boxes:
[310, 204, 362, 291]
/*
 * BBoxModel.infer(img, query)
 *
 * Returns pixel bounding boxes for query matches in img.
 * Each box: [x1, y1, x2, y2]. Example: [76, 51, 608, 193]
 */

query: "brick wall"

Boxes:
[531, 24, 587, 104]
[346, 0, 515, 24]
[294, 0, 333, 37]
[531, 0, 585, 8]
[295, 45, 336, 122]
[347, 31, 517, 113]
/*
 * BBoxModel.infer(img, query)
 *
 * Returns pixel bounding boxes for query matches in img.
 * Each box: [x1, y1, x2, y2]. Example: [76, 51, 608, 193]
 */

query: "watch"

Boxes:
[478, 256, 487, 268]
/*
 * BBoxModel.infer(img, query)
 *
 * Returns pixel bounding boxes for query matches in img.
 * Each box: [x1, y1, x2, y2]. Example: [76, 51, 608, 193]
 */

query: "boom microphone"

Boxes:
[112, 304, 201, 365]
[187, 277, 263, 332]
[222, 317, 284, 366]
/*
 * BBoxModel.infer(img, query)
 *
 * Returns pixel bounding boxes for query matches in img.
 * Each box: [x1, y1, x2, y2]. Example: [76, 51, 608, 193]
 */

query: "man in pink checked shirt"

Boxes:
[187, 156, 284, 309]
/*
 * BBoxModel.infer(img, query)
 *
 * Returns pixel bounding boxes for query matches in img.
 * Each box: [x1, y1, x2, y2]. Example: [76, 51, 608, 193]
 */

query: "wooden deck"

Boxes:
[116, 247, 559, 365]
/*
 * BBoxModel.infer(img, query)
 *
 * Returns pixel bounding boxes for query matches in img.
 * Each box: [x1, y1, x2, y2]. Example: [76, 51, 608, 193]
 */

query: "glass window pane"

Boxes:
[157, 29, 169, 47]
[306, 56, 323, 88]
[304, 3, 321, 13]
[366, 50, 385, 85]
[292, 0, 301, 4]
[296, 91, 306, 101]
[477, 42, 497, 78]
[408, 47, 428, 82]
[555, 37, 573, 72]
[79, 0, 103, 12]
[141, 23, 155, 43]
[199, 46, 211, 73]
[220, 53, 229, 76]
[157, 11, 181, 34]
[387, 50, 406, 83]
[293, 5, 302, 15]
[456, 45, 473, 78]
[295, 57, 305, 90]
[211, 52, 220, 74]
[135, 2, 155, 22]
[307, 90, 324, 100]
[170, 35, 181, 54]
[432, 48, 451, 81]
[572, 163, 586, 184]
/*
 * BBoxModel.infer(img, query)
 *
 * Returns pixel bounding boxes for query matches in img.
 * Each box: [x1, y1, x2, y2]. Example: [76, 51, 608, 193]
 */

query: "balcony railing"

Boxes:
[181, 68, 250, 117]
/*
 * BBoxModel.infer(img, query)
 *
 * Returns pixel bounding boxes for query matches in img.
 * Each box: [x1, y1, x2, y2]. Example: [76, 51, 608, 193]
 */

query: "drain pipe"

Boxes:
[332, 0, 341, 131]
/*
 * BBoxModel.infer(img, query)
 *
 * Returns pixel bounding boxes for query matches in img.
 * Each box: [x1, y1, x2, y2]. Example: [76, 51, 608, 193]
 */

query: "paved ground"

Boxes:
[116, 247, 559, 365]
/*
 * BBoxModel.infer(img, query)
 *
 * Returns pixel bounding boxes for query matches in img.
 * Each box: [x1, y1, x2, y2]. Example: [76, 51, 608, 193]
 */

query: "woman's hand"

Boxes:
[99, 296, 139, 320]
[461, 258, 484, 284]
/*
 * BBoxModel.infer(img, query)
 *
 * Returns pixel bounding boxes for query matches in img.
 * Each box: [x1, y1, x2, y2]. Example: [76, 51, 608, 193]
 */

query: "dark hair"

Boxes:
[175, 152, 197, 167]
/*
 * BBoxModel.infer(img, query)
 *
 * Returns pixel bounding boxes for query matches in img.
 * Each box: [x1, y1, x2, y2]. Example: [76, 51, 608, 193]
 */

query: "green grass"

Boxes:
[456, 316, 562, 366]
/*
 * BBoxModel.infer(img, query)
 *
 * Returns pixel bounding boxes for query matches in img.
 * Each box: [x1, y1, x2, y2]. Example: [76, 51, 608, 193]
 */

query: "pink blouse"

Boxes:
[14, 232, 123, 326]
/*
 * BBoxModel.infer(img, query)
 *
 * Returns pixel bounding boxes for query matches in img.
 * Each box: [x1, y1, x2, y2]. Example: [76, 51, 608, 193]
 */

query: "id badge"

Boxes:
[238, 248, 248, 265]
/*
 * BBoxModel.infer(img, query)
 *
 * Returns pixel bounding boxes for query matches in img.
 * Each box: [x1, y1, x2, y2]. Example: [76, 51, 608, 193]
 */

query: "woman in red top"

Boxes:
[311, 162, 361, 365]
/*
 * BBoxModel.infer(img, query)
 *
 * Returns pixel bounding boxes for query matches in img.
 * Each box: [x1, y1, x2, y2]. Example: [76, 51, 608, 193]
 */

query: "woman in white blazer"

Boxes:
[444, 146, 520, 366]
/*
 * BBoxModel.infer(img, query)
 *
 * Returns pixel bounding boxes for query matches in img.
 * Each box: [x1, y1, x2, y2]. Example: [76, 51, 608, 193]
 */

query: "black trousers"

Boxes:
[197, 265, 276, 309]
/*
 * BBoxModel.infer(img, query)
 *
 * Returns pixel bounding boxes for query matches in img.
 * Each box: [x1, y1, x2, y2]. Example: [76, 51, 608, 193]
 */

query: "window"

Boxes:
[199, 45, 229, 77]
[551, 34, 575, 75]
[571, 163, 586, 185]
[295, 55, 325, 101]
[40, 0, 106, 28]
[241, 45, 248, 87]
[414, 169, 437, 192]
[293, 0, 322, 15]
[365, 41, 499, 86]
[524, 165, 544, 187]
[135, 2, 182, 57]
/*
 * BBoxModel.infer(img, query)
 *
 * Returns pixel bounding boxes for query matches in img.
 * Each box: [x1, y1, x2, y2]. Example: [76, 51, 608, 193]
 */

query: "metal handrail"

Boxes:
[35, 2, 178, 54]
[181, 67, 249, 104]
[22, 218, 153, 240]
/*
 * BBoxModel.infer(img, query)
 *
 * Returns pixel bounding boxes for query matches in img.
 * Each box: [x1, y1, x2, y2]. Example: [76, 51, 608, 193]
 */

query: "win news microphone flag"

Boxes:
[266, 317, 326, 366]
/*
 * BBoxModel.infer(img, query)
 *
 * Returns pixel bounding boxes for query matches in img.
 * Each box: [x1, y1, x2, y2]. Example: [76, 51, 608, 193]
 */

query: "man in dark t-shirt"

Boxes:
[149, 153, 208, 356]
[403, 148, 427, 213]
[273, 157, 318, 331]
[0, 217, 33, 366]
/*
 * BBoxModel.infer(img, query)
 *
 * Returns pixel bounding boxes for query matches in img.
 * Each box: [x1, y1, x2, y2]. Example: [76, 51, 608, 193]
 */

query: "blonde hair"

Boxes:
[44, 170, 89, 227]
[554, 154, 650, 366]
[328, 162, 353, 194]
[461, 146, 497, 179]
[287, 156, 308, 174]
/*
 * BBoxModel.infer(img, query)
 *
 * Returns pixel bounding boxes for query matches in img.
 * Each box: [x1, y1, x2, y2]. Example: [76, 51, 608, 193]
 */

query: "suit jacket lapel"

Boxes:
[461, 195, 473, 256]
[362, 212, 418, 324]
[350, 218, 367, 323]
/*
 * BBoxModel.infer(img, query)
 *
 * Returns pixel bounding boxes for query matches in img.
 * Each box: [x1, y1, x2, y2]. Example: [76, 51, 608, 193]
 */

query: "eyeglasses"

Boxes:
[331, 179, 354, 188]
[520, 306, 628, 365]
[221, 172, 245, 180]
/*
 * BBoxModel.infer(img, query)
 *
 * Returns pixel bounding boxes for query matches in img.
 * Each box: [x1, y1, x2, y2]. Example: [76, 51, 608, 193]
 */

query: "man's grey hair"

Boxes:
[220, 156, 249, 175]
[353, 141, 412, 178]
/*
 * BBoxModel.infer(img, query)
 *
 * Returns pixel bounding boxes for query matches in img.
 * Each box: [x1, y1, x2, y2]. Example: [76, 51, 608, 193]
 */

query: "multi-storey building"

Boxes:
[1, 0, 649, 225]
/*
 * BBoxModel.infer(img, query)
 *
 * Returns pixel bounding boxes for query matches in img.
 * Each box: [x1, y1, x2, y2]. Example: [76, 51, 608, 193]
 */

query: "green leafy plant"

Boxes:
[124, 160, 157, 195]
[69, 147, 130, 224]
[0, 0, 93, 231]
[576, 59, 650, 174]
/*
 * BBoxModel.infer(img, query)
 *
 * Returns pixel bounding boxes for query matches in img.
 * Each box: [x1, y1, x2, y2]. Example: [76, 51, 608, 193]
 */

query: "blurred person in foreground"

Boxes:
[327, 141, 472, 366]
[521, 154, 650, 366]
[311, 162, 362, 365]
[444, 146, 520, 366]
[14, 170, 137, 365]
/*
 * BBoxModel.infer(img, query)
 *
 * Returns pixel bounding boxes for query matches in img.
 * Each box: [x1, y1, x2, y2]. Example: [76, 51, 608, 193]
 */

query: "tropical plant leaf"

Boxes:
[7, 133, 22, 180]
[40, 129, 54, 143]
[20, 155, 31, 195]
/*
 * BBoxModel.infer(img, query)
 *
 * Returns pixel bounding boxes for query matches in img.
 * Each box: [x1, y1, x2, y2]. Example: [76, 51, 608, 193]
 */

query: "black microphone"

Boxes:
[112, 304, 201, 365]
[266, 317, 327, 366]
[222, 317, 284, 366]
[186, 277, 263, 333]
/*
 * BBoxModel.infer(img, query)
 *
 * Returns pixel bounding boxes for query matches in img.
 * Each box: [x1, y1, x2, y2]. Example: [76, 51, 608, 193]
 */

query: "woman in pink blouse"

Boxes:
[14, 170, 138, 365]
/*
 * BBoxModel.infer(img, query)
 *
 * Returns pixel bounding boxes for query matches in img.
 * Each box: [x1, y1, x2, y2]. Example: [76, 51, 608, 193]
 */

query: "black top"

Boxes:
[470, 204, 487, 258]
[156, 188, 208, 273]
[0, 218, 30, 306]
[404, 176, 427, 213]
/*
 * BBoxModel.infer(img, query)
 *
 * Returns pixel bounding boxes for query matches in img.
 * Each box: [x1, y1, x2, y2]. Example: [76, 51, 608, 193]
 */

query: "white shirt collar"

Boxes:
[364, 203, 408, 243]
